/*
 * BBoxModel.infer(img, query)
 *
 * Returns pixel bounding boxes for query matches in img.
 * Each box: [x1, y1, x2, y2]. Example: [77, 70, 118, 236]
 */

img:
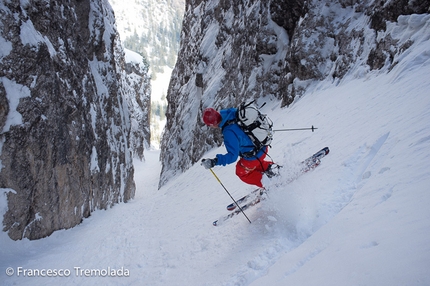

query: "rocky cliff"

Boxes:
[0, 0, 150, 240]
[159, 0, 429, 187]
[124, 49, 152, 160]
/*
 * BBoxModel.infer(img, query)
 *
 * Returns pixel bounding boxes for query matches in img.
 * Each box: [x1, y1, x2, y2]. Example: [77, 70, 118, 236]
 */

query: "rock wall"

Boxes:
[124, 50, 151, 160]
[0, 0, 150, 240]
[158, 0, 429, 188]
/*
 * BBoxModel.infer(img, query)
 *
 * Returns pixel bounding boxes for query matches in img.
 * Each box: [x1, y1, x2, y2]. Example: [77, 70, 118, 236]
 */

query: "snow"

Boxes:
[151, 66, 172, 102]
[124, 48, 144, 65]
[201, 22, 220, 59]
[0, 35, 12, 59]
[1, 13, 430, 286]
[0, 77, 31, 133]
[90, 146, 100, 173]
[19, 19, 56, 57]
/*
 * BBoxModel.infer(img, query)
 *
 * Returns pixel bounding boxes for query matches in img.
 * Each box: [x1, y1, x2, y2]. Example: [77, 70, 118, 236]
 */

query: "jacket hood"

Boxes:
[219, 108, 237, 128]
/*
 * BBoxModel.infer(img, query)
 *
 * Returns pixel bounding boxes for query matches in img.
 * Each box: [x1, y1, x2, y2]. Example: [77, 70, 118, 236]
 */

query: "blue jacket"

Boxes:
[215, 108, 266, 166]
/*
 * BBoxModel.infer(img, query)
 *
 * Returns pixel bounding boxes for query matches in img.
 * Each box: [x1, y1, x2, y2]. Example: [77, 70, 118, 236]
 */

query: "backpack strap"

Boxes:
[222, 115, 258, 158]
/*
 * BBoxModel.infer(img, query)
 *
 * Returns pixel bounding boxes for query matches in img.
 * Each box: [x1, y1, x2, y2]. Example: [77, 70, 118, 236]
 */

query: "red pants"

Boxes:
[235, 153, 271, 187]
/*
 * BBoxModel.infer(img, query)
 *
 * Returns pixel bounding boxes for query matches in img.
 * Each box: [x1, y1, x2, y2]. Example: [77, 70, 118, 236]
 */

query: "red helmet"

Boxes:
[202, 108, 222, 126]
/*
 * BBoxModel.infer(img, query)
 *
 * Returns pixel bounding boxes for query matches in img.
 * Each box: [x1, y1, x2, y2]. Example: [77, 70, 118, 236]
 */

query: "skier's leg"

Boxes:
[235, 158, 264, 187]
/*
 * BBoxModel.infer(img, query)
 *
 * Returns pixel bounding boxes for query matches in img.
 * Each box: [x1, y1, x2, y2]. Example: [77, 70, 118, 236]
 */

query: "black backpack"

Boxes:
[236, 101, 273, 158]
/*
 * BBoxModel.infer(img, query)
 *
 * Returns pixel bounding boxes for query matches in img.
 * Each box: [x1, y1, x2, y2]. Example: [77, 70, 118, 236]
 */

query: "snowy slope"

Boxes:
[1, 15, 430, 286]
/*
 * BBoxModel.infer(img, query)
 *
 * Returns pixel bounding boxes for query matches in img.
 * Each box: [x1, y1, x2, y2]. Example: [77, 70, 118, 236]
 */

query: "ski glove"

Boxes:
[201, 158, 217, 169]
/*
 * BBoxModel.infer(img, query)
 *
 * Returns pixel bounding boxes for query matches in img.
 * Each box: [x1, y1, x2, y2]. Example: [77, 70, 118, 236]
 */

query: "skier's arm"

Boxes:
[215, 129, 239, 166]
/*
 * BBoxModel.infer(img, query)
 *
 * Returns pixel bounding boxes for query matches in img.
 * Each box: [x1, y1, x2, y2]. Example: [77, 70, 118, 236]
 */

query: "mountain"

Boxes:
[109, 0, 185, 77]
[108, 0, 185, 147]
[158, 0, 429, 188]
[0, 0, 150, 240]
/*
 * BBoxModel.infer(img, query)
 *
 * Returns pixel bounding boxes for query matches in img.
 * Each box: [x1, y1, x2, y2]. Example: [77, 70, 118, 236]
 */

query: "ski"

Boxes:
[226, 187, 266, 211]
[214, 147, 329, 226]
[301, 146, 329, 172]
[225, 147, 329, 212]
[213, 194, 266, 226]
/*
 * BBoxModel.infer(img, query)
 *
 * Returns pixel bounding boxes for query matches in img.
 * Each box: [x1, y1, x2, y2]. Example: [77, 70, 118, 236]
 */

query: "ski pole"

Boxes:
[273, 125, 318, 132]
[209, 168, 252, 224]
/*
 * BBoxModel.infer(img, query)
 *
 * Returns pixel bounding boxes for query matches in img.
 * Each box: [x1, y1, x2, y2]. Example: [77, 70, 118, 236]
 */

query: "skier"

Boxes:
[201, 107, 278, 188]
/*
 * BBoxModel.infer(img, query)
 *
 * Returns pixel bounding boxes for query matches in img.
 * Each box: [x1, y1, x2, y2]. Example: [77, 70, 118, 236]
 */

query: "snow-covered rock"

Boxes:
[124, 48, 151, 160]
[0, 0, 150, 240]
